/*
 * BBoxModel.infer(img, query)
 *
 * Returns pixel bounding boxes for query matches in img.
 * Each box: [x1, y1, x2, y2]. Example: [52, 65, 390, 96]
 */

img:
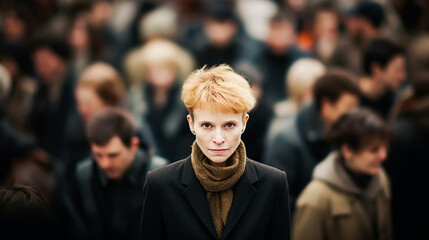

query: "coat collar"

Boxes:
[181, 156, 258, 239]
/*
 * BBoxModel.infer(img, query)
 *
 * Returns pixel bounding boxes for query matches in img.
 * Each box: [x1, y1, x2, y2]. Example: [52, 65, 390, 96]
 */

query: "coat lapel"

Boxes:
[181, 157, 218, 239]
[221, 159, 258, 240]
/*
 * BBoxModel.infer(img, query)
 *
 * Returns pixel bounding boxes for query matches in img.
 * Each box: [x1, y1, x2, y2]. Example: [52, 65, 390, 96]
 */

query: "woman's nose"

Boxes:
[212, 129, 225, 144]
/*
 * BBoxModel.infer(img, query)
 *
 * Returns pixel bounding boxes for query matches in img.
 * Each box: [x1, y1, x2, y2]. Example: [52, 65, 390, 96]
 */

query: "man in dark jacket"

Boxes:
[52, 108, 166, 240]
[263, 68, 360, 219]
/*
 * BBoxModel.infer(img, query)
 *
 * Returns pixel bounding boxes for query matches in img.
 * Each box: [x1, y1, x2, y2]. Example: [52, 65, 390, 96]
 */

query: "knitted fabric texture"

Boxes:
[191, 140, 246, 239]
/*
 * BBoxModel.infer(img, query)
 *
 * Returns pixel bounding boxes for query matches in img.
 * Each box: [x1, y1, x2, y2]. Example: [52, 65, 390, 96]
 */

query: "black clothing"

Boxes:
[140, 156, 291, 240]
[257, 46, 308, 107]
[54, 149, 159, 240]
[360, 91, 396, 119]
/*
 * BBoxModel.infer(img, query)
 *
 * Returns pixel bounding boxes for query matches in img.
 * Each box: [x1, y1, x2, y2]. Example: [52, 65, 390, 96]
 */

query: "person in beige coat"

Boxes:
[293, 108, 393, 240]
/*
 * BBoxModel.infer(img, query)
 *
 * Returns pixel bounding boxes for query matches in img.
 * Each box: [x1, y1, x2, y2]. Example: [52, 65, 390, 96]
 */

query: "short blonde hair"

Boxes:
[181, 64, 256, 118]
[287, 58, 326, 105]
[77, 62, 125, 106]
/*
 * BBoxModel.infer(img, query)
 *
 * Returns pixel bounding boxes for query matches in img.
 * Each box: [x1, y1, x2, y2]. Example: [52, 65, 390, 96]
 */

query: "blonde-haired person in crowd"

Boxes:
[124, 38, 195, 162]
[266, 58, 326, 143]
[293, 108, 393, 240]
[140, 64, 291, 240]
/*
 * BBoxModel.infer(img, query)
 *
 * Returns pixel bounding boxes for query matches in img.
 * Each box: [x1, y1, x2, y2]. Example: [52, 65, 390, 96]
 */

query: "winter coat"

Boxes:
[293, 152, 392, 240]
[140, 157, 291, 240]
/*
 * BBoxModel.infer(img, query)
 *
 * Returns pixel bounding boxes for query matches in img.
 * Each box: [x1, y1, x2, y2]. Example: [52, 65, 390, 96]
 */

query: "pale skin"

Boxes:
[341, 140, 388, 176]
[91, 136, 139, 180]
[187, 109, 249, 167]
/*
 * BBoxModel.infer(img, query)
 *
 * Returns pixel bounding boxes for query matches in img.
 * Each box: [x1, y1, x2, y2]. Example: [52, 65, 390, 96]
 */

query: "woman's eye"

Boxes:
[225, 123, 236, 128]
[202, 123, 211, 129]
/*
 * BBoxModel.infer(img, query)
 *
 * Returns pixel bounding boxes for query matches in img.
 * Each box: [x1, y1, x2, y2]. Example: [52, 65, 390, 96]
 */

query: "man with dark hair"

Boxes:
[359, 38, 406, 119]
[53, 108, 167, 240]
[263, 68, 360, 219]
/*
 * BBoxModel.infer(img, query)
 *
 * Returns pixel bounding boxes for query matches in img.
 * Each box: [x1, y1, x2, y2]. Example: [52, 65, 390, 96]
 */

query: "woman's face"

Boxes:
[342, 141, 388, 176]
[187, 109, 248, 166]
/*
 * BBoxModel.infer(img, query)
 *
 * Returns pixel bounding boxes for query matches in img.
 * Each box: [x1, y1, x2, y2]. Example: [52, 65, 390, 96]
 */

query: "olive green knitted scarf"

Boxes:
[191, 140, 246, 239]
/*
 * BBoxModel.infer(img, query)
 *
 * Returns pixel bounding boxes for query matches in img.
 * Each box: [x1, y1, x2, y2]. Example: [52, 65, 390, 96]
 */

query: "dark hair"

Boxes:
[325, 108, 393, 152]
[347, 0, 385, 28]
[363, 38, 403, 75]
[0, 184, 51, 239]
[206, 2, 238, 23]
[86, 108, 137, 147]
[313, 68, 360, 111]
[0, 184, 48, 220]
[31, 35, 71, 61]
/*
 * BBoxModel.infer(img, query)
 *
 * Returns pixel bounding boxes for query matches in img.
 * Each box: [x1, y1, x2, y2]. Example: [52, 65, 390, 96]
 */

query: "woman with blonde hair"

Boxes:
[124, 38, 195, 162]
[140, 64, 291, 239]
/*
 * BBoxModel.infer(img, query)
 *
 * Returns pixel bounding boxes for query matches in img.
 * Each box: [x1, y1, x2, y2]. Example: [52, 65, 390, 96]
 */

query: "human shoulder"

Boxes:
[247, 159, 287, 181]
[146, 157, 188, 184]
[296, 180, 335, 209]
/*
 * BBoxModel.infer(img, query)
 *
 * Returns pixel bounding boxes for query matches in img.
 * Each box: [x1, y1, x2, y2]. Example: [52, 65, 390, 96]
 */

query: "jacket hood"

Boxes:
[312, 151, 382, 199]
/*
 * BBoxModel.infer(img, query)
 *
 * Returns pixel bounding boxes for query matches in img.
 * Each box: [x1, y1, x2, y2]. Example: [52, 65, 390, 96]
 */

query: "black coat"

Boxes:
[140, 156, 291, 240]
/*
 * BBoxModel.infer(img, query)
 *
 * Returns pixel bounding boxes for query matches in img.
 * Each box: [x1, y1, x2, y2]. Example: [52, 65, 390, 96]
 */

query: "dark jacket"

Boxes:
[263, 102, 332, 218]
[56, 149, 167, 240]
[385, 94, 429, 240]
[140, 156, 290, 240]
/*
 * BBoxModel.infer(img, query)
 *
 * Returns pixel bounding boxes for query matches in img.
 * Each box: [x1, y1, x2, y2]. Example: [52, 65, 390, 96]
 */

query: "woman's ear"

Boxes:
[187, 114, 195, 134]
[241, 114, 249, 133]
[341, 144, 354, 161]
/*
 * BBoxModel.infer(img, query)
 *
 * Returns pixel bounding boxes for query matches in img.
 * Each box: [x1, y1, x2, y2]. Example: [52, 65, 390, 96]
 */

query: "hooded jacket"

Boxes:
[293, 152, 392, 240]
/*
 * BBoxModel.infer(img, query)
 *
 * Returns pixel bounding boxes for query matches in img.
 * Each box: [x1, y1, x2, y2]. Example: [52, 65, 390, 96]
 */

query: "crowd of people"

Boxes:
[1, 0, 428, 239]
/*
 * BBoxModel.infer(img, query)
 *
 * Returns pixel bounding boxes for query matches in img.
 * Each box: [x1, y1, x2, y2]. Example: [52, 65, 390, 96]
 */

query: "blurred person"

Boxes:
[124, 38, 195, 162]
[80, 0, 125, 70]
[266, 58, 326, 143]
[29, 35, 76, 160]
[359, 38, 406, 119]
[0, 63, 55, 204]
[329, 0, 387, 77]
[293, 108, 393, 240]
[140, 64, 290, 240]
[385, 69, 429, 240]
[296, 1, 340, 63]
[138, 5, 179, 42]
[392, 0, 429, 39]
[0, 45, 38, 136]
[256, 10, 308, 107]
[61, 62, 157, 183]
[263, 68, 360, 219]
[0, 4, 37, 76]
[235, 60, 274, 162]
[67, 12, 94, 78]
[182, 2, 262, 69]
[53, 108, 167, 240]
[0, 184, 55, 240]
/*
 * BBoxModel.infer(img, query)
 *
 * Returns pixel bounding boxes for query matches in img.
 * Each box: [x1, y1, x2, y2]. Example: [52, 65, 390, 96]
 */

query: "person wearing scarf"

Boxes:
[140, 64, 291, 240]
[292, 108, 393, 240]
